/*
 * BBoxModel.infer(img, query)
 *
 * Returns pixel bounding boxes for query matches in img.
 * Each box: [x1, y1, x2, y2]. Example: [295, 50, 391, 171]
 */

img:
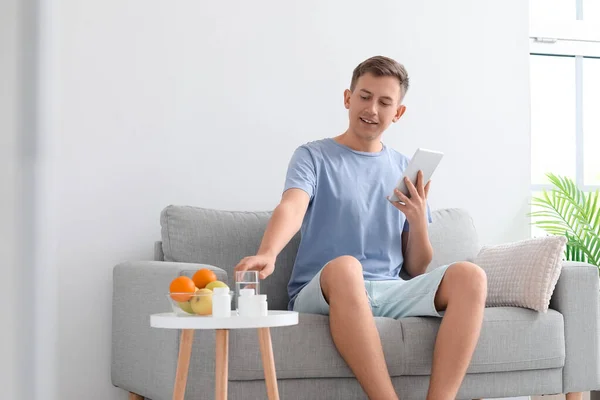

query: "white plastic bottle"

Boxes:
[256, 294, 268, 317]
[238, 288, 255, 317]
[212, 287, 231, 318]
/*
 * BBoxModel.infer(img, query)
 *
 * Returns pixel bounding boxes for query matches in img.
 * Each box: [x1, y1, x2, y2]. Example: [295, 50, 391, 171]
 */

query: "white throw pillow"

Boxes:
[474, 235, 567, 312]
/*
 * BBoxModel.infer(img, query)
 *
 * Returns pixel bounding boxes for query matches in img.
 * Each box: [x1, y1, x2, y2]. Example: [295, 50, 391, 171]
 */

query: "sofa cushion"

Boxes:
[160, 205, 299, 310]
[474, 235, 567, 312]
[400, 307, 564, 375]
[427, 208, 481, 271]
[228, 313, 406, 380]
[228, 307, 564, 381]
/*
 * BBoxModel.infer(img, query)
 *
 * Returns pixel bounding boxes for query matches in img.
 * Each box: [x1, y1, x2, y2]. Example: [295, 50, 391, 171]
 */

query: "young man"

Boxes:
[235, 56, 487, 400]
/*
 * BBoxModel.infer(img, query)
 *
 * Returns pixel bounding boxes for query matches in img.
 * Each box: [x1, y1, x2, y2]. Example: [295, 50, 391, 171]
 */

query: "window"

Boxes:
[529, 0, 600, 236]
[583, 57, 600, 185]
[530, 54, 576, 185]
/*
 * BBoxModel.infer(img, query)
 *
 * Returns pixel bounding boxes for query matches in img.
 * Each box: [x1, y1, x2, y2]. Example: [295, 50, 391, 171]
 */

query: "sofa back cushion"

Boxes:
[427, 208, 481, 271]
[160, 205, 299, 310]
[160, 205, 480, 309]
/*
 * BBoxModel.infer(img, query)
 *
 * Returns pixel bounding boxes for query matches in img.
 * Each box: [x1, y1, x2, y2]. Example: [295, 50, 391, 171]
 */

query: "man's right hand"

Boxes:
[234, 254, 276, 279]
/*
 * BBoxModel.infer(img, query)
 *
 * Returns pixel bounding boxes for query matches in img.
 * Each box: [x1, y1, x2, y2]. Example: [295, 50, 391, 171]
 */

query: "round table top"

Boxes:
[150, 310, 299, 330]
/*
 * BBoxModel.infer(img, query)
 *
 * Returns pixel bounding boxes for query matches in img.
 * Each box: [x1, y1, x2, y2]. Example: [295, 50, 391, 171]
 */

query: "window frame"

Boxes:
[529, 0, 600, 192]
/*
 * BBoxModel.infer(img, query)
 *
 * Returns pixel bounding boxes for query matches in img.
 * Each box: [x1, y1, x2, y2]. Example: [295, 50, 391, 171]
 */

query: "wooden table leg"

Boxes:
[173, 329, 194, 400]
[215, 329, 229, 400]
[258, 327, 279, 400]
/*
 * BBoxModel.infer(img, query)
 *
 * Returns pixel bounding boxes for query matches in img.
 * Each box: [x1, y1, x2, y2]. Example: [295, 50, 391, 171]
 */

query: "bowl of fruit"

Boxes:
[168, 268, 232, 316]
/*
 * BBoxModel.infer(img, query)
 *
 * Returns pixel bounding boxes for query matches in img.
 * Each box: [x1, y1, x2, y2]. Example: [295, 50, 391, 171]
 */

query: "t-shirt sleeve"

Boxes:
[283, 146, 316, 199]
[402, 202, 433, 232]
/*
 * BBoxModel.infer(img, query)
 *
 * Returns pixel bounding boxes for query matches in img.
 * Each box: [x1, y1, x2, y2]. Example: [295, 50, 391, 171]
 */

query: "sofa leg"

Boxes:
[566, 393, 583, 400]
[129, 393, 144, 400]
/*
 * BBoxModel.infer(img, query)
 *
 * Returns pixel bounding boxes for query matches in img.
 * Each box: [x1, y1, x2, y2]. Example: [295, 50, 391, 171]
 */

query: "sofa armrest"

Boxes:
[550, 261, 600, 393]
[111, 261, 228, 399]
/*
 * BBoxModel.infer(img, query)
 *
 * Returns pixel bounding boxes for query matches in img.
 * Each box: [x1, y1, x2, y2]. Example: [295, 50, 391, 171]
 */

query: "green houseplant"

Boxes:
[529, 173, 600, 268]
[530, 173, 600, 399]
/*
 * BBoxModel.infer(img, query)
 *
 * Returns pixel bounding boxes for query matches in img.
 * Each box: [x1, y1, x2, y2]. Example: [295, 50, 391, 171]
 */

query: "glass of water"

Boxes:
[235, 270, 260, 311]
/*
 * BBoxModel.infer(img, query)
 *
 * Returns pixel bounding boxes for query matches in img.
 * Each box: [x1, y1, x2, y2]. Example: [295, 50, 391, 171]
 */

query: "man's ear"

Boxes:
[343, 89, 352, 110]
[393, 105, 407, 123]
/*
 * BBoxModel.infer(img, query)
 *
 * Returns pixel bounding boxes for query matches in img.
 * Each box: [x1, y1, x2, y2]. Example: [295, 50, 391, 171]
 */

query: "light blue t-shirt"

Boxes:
[285, 138, 432, 310]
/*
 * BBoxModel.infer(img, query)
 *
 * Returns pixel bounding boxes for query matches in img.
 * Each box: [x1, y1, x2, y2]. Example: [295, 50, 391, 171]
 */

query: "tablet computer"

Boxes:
[389, 148, 444, 202]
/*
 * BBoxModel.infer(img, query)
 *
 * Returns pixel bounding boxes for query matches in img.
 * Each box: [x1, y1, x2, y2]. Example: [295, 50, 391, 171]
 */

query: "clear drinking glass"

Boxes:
[235, 270, 260, 311]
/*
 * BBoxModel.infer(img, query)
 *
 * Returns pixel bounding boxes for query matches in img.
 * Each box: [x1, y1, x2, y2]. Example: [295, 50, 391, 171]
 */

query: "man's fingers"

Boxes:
[234, 257, 253, 272]
[404, 177, 419, 199]
[424, 180, 431, 198]
[389, 191, 409, 210]
[416, 171, 425, 197]
[234, 264, 248, 274]
[259, 264, 274, 279]
[234, 260, 247, 272]
[235, 258, 266, 273]
[395, 188, 410, 203]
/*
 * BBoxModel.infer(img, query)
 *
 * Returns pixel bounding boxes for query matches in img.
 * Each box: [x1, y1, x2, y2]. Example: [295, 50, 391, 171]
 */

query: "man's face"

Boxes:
[344, 73, 406, 141]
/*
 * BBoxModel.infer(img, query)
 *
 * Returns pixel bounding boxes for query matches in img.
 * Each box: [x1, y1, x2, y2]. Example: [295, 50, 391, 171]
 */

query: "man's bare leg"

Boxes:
[427, 262, 487, 400]
[321, 256, 398, 400]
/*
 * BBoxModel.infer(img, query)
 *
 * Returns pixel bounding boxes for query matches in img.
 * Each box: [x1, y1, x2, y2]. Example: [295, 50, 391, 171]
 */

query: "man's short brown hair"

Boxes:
[350, 56, 410, 99]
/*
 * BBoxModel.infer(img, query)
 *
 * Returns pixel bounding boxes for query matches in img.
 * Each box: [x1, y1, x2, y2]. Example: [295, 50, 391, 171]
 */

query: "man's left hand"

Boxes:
[387, 170, 431, 227]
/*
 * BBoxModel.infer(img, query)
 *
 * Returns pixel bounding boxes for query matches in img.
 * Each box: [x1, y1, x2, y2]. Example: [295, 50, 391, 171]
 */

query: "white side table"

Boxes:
[150, 311, 299, 400]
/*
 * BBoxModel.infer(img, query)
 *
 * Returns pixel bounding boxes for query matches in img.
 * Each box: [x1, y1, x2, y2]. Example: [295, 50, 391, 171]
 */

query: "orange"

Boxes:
[192, 268, 217, 289]
[169, 276, 196, 302]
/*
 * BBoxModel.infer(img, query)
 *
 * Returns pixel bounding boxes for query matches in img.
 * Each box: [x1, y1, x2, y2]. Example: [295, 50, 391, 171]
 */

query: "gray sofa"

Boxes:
[112, 205, 600, 400]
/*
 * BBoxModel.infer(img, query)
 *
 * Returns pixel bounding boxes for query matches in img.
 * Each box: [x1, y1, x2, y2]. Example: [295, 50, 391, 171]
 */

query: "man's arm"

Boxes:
[401, 226, 433, 278]
[235, 188, 310, 278]
[257, 188, 309, 258]
[389, 170, 433, 278]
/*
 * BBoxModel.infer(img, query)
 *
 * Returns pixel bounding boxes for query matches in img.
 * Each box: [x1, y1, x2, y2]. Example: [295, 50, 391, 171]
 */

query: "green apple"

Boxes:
[177, 301, 194, 314]
[205, 280, 229, 291]
[190, 288, 213, 315]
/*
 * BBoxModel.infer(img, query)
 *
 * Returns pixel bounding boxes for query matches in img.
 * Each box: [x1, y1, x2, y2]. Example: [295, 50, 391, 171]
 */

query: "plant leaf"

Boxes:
[530, 173, 600, 267]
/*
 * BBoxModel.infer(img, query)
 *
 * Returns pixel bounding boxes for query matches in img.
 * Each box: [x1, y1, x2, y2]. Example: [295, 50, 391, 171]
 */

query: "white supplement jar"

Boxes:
[211, 287, 231, 318]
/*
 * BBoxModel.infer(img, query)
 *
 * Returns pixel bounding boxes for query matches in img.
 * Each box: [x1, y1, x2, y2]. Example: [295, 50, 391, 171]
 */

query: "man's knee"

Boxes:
[320, 255, 364, 301]
[437, 262, 487, 309]
[446, 261, 487, 302]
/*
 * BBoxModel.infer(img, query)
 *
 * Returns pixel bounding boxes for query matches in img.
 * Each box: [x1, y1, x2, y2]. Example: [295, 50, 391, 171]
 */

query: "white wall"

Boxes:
[45, 1, 531, 399]
[0, 1, 22, 398]
[1, 1, 47, 399]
